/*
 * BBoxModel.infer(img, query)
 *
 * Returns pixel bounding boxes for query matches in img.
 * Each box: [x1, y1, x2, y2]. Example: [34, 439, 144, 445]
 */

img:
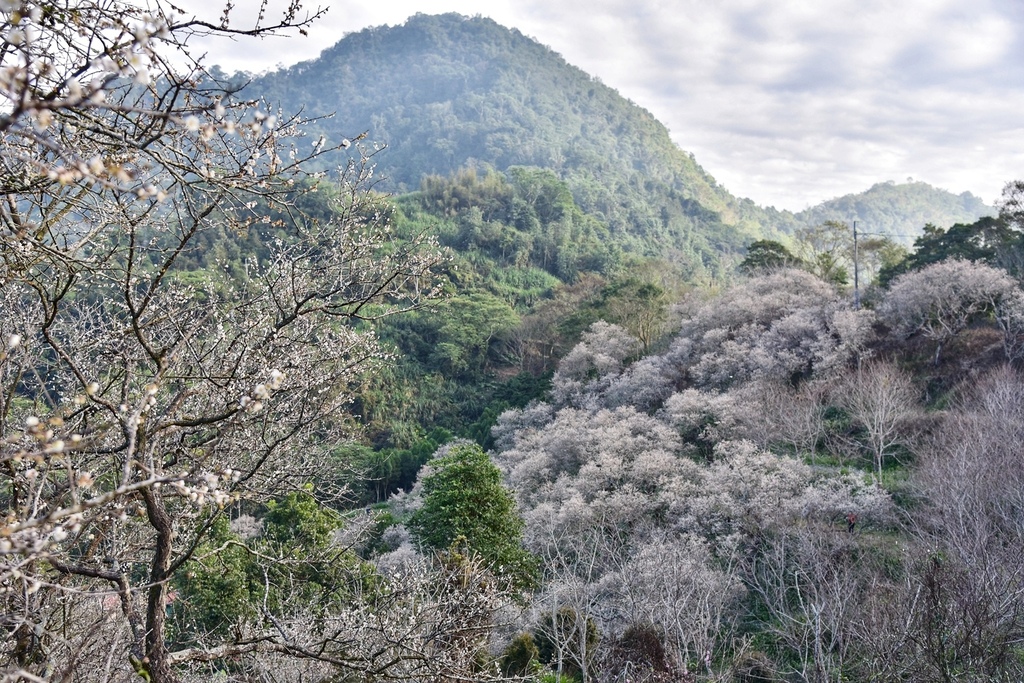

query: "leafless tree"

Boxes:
[841, 362, 920, 477]
[915, 366, 1024, 565]
[906, 366, 1024, 681]
[749, 379, 830, 459]
[748, 526, 862, 683]
[529, 512, 612, 683]
[993, 289, 1024, 362]
[612, 531, 742, 677]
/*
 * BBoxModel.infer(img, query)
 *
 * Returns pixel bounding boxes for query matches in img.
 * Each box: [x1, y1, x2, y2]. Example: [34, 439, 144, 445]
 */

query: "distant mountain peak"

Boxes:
[796, 180, 993, 244]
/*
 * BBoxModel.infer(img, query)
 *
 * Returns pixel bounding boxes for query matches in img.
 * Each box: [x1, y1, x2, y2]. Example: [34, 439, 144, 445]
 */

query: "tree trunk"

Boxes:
[142, 487, 180, 683]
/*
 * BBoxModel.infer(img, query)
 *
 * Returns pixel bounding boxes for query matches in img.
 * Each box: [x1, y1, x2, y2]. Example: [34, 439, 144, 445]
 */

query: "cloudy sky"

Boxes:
[183, 0, 1024, 212]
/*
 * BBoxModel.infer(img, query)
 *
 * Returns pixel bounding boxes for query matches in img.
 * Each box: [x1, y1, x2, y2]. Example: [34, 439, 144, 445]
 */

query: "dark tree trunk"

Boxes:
[142, 487, 180, 683]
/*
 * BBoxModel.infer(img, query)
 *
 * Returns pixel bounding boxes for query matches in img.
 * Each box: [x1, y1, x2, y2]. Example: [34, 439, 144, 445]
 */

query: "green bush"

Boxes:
[407, 442, 538, 589]
[501, 632, 541, 677]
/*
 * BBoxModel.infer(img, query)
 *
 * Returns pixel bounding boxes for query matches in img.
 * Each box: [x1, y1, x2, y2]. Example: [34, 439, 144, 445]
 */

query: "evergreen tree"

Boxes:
[408, 442, 537, 588]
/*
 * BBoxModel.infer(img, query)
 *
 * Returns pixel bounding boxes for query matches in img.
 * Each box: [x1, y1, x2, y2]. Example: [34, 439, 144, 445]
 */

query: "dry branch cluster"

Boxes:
[0, 3, 506, 682]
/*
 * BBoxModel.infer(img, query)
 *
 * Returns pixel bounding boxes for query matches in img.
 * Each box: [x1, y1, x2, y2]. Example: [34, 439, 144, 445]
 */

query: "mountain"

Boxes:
[247, 13, 992, 272]
[795, 180, 993, 244]
[249, 13, 799, 279]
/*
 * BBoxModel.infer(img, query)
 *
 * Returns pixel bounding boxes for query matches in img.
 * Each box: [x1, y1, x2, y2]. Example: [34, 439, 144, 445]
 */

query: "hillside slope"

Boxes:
[251, 13, 797, 276]
[248, 13, 992, 268]
[796, 180, 992, 243]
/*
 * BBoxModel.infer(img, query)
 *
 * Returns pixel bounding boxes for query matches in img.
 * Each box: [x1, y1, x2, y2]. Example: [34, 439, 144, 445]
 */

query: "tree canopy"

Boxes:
[408, 441, 537, 589]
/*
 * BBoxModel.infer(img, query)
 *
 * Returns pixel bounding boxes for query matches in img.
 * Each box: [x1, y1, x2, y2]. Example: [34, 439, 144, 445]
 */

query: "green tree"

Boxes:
[262, 490, 342, 548]
[795, 220, 852, 285]
[598, 264, 684, 356]
[431, 291, 521, 378]
[739, 239, 803, 274]
[997, 179, 1024, 231]
[408, 442, 537, 588]
[173, 517, 254, 640]
[175, 492, 371, 644]
[877, 217, 1018, 286]
[858, 235, 908, 284]
[600, 274, 676, 353]
[500, 633, 541, 677]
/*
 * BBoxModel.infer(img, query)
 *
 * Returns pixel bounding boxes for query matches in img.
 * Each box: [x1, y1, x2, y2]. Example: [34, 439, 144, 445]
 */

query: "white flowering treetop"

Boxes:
[879, 258, 1020, 365]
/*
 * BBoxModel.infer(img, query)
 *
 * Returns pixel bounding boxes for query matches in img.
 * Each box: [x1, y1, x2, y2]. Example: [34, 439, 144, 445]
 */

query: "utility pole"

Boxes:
[853, 220, 860, 310]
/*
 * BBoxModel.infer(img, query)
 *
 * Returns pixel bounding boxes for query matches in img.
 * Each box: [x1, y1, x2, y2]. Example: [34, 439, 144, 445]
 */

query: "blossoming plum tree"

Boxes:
[879, 259, 1019, 366]
[0, 1, 449, 680]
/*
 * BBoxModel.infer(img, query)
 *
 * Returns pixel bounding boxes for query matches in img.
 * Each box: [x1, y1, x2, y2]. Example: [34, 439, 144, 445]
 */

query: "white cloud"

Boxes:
[176, 0, 1024, 211]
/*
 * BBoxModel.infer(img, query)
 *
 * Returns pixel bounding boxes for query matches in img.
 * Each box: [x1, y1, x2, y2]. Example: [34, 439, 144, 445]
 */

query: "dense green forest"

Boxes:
[249, 14, 991, 277]
[795, 180, 992, 244]
[251, 13, 764, 281]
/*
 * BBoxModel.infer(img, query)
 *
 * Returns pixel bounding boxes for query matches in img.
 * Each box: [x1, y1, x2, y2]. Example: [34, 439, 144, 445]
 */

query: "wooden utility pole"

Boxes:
[853, 220, 860, 310]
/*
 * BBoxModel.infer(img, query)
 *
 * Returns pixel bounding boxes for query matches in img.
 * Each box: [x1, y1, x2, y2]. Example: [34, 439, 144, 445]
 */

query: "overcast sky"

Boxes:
[182, 0, 1024, 212]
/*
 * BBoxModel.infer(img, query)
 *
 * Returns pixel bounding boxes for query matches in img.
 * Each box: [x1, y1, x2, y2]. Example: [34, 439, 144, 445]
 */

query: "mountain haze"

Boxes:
[796, 180, 992, 244]
[252, 13, 799, 276]
[249, 13, 991, 267]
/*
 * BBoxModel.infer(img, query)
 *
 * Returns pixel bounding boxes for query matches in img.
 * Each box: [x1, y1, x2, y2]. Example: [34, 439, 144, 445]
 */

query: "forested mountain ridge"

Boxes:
[796, 180, 992, 243]
[250, 13, 792, 278]
[239, 11, 999, 454]
[248, 13, 991, 271]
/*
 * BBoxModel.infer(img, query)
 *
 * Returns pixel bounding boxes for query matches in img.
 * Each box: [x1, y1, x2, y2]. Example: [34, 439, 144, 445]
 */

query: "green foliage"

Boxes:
[376, 427, 455, 494]
[407, 442, 537, 588]
[380, 290, 519, 380]
[795, 179, 993, 245]
[330, 428, 455, 504]
[262, 490, 342, 548]
[246, 15, 994, 288]
[858, 234, 908, 285]
[412, 167, 617, 284]
[463, 372, 551, 450]
[359, 186, 581, 446]
[173, 517, 255, 639]
[175, 492, 374, 642]
[433, 292, 521, 377]
[877, 216, 1022, 286]
[245, 492, 364, 618]
[488, 266, 561, 308]
[539, 674, 580, 683]
[500, 633, 541, 677]
[251, 13, 788, 278]
[795, 220, 852, 285]
[740, 239, 803, 274]
[331, 442, 391, 504]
